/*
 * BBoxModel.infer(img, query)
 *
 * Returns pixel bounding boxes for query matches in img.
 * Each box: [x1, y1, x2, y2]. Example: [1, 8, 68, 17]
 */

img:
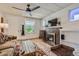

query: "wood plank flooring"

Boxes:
[32, 39, 56, 56]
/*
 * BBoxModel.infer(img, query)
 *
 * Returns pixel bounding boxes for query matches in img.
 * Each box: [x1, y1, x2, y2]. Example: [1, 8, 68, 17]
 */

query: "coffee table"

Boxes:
[18, 40, 46, 56]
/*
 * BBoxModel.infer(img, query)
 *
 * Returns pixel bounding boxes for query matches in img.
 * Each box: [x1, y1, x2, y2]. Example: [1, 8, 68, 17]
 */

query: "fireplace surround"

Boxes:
[39, 28, 60, 45]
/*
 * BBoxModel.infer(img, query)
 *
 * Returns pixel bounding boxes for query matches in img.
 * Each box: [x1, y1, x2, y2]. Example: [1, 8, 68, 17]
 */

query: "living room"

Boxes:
[0, 3, 79, 56]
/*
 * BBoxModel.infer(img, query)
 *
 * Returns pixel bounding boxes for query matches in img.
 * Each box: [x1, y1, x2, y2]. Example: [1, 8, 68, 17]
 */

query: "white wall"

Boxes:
[0, 12, 41, 39]
[42, 4, 79, 44]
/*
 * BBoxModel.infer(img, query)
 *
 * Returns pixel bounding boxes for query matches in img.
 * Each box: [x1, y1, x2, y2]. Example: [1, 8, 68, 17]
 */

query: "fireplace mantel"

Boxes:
[46, 26, 62, 29]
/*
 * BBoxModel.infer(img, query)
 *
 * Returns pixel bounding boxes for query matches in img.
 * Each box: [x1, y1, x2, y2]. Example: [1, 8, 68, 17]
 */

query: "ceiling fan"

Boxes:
[12, 4, 40, 16]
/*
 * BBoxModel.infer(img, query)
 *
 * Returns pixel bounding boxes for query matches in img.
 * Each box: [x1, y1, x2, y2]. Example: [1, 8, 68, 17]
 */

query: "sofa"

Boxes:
[0, 33, 17, 56]
[0, 48, 14, 56]
[0, 33, 17, 44]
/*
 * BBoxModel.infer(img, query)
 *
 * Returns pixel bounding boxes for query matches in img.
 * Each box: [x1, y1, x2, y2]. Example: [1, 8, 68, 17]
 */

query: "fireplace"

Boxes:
[47, 28, 60, 45]
[46, 33, 56, 45]
[39, 28, 61, 45]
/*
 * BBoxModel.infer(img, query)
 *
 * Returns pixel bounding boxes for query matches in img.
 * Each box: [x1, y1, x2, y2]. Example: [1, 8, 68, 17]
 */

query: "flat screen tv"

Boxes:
[48, 18, 58, 26]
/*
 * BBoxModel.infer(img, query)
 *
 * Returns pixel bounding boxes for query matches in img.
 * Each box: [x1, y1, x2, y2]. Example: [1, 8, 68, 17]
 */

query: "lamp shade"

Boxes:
[0, 23, 8, 28]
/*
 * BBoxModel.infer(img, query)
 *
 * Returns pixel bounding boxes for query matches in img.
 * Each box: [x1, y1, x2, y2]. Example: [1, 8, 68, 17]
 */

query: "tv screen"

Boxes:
[48, 18, 58, 26]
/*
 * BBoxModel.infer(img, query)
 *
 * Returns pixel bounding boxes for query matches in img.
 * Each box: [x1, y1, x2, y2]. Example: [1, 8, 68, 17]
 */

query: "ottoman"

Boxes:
[51, 44, 75, 56]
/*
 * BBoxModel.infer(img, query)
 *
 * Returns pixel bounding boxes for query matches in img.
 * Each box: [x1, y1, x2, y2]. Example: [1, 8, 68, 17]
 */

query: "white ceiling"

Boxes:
[0, 3, 73, 19]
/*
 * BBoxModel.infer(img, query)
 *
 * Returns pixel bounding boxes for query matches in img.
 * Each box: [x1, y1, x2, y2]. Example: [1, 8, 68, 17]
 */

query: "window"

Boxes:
[69, 7, 79, 22]
[25, 21, 35, 33]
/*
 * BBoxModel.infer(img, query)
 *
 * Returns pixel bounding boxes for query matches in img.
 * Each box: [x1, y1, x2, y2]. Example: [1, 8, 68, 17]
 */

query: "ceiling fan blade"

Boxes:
[31, 6, 40, 11]
[12, 7, 26, 11]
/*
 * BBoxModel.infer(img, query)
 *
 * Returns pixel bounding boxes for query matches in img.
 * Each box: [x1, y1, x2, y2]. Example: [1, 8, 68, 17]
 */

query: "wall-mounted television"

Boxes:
[48, 18, 58, 26]
[69, 7, 79, 22]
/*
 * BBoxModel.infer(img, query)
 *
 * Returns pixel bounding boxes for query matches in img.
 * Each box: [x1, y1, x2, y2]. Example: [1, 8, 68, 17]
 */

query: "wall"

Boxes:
[0, 12, 41, 39]
[42, 4, 79, 44]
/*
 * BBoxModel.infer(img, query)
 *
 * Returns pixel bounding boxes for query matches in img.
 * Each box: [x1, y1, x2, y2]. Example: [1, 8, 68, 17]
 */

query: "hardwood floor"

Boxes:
[0, 38, 77, 56]
[32, 39, 57, 56]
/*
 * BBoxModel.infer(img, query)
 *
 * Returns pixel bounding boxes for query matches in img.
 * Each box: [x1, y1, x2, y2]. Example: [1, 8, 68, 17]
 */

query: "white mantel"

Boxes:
[45, 26, 62, 29]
